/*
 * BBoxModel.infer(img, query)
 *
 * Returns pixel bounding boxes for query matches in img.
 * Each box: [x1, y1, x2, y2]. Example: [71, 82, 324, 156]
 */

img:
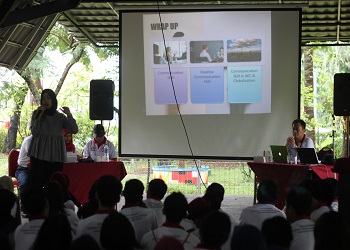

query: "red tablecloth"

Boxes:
[247, 162, 335, 209]
[63, 161, 127, 205]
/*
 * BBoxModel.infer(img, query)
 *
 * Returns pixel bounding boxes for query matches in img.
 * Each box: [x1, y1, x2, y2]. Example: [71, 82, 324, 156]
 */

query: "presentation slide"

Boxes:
[119, 9, 301, 159]
[143, 11, 270, 115]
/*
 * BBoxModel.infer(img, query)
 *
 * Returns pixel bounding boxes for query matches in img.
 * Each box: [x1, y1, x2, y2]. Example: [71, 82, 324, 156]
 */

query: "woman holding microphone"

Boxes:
[28, 89, 78, 188]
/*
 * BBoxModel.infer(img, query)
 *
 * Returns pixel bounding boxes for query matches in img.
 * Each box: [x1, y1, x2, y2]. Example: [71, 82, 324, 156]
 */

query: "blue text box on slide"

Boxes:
[227, 66, 262, 103]
[190, 67, 224, 104]
[154, 68, 188, 104]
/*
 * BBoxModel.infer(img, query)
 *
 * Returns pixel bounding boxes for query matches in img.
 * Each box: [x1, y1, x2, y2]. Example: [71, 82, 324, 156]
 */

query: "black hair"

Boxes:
[257, 178, 279, 203]
[262, 216, 293, 248]
[163, 192, 188, 223]
[21, 186, 46, 216]
[123, 179, 144, 203]
[100, 212, 138, 250]
[147, 179, 167, 199]
[286, 186, 312, 216]
[292, 119, 306, 129]
[199, 211, 231, 247]
[96, 175, 122, 207]
[205, 183, 225, 202]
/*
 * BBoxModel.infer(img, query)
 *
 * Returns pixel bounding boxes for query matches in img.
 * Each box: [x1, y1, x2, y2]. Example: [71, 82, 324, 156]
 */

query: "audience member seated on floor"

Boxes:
[299, 179, 333, 222]
[285, 186, 314, 250]
[50, 171, 80, 211]
[239, 178, 286, 230]
[14, 186, 48, 250]
[0, 175, 21, 222]
[43, 181, 79, 235]
[203, 182, 239, 250]
[261, 216, 293, 250]
[120, 179, 158, 244]
[100, 211, 139, 250]
[180, 197, 211, 238]
[70, 234, 100, 250]
[141, 192, 200, 250]
[196, 211, 231, 250]
[231, 224, 268, 250]
[0, 189, 21, 249]
[324, 177, 339, 212]
[143, 178, 168, 226]
[29, 213, 72, 250]
[77, 180, 98, 219]
[314, 210, 350, 250]
[75, 175, 122, 248]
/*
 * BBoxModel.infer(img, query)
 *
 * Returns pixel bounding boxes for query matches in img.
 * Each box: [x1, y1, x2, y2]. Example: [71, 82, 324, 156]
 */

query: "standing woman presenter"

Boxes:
[28, 89, 78, 188]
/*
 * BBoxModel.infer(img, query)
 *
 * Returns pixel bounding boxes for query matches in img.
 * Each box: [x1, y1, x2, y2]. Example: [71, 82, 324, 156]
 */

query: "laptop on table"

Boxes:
[270, 145, 289, 163]
[296, 148, 320, 164]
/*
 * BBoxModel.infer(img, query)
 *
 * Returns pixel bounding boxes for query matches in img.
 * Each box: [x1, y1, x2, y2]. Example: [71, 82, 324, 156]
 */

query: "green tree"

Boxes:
[1, 23, 119, 152]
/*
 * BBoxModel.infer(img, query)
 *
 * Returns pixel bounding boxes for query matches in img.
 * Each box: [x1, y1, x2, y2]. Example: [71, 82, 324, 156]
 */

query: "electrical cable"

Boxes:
[156, 2, 207, 189]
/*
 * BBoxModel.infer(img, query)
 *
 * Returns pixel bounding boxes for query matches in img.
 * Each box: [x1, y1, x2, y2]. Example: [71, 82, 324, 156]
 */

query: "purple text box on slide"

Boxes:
[154, 68, 188, 104]
[190, 67, 224, 104]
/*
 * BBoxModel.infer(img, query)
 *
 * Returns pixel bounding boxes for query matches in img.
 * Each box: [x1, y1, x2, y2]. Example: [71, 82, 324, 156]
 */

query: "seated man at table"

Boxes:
[82, 124, 117, 161]
[286, 119, 315, 159]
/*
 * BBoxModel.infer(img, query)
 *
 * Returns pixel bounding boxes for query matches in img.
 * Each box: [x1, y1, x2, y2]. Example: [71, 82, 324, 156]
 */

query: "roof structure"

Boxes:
[1, 0, 350, 70]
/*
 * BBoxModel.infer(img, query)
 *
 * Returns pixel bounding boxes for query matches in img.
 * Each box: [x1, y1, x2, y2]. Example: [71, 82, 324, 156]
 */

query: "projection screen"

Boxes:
[119, 8, 301, 160]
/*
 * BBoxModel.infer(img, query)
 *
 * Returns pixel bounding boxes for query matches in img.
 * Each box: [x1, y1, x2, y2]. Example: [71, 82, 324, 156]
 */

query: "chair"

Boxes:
[8, 149, 20, 190]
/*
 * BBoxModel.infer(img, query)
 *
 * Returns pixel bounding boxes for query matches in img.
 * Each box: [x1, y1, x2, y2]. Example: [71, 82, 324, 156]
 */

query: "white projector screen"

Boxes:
[119, 8, 301, 160]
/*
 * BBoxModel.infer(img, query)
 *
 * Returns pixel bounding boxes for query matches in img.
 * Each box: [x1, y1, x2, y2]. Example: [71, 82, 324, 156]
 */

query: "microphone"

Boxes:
[35, 110, 43, 119]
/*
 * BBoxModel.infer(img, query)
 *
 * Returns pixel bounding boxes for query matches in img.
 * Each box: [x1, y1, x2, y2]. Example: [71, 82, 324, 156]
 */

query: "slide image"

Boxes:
[227, 39, 261, 62]
[190, 40, 224, 63]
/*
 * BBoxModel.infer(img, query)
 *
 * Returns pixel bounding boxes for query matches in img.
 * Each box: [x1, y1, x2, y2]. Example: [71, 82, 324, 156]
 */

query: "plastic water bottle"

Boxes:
[103, 145, 109, 162]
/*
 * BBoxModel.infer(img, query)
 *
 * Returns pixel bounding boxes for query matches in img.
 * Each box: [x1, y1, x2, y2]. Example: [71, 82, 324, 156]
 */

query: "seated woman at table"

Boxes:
[63, 129, 76, 154]
[82, 124, 117, 161]
[286, 119, 315, 159]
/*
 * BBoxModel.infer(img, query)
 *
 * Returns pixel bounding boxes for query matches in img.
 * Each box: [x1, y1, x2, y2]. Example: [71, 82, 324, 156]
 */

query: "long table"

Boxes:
[63, 161, 127, 205]
[247, 162, 336, 209]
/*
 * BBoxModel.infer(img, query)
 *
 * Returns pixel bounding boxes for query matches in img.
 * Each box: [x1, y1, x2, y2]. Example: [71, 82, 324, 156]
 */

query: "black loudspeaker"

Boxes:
[334, 73, 350, 116]
[89, 80, 114, 120]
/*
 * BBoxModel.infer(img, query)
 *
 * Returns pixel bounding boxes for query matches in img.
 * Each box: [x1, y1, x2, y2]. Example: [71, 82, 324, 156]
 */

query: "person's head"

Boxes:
[0, 189, 17, 215]
[96, 175, 122, 208]
[187, 197, 211, 227]
[285, 186, 312, 222]
[21, 186, 48, 217]
[43, 181, 65, 216]
[147, 179, 167, 199]
[0, 175, 14, 192]
[63, 129, 72, 144]
[256, 178, 279, 204]
[93, 124, 105, 144]
[163, 192, 188, 223]
[292, 119, 306, 140]
[100, 212, 138, 250]
[41, 89, 57, 115]
[166, 47, 171, 53]
[202, 191, 221, 211]
[219, 47, 224, 52]
[314, 211, 350, 250]
[153, 44, 160, 55]
[31, 213, 72, 250]
[205, 182, 225, 202]
[202, 44, 208, 50]
[123, 179, 144, 204]
[231, 224, 267, 250]
[200, 211, 231, 248]
[299, 179, 333, 208]
[261, 216, 293, 249]
[50, 171, 70, 191]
